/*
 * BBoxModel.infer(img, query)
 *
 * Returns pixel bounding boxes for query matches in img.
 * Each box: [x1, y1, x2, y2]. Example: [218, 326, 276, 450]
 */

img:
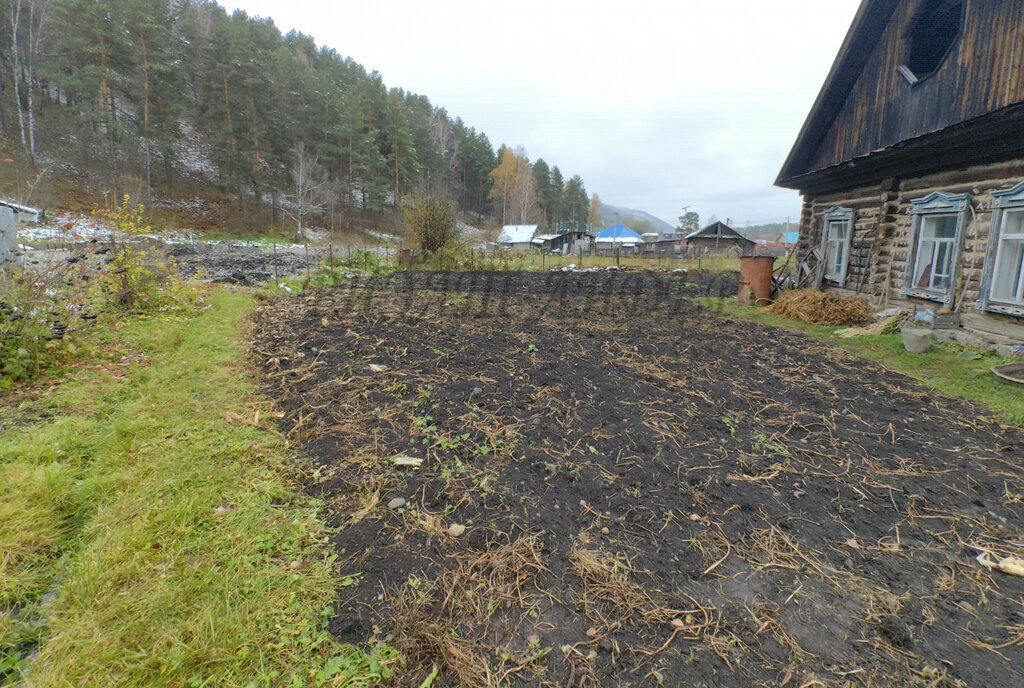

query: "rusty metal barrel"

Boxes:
[738, 255, 775, 305]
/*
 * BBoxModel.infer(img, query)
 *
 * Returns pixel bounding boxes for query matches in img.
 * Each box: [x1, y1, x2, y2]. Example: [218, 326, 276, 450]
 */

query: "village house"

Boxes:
[777, 0, 1024, 344]
[496, 224, 538, 251]
[594, 224, 643, 254]
[683, 221, 756, 257]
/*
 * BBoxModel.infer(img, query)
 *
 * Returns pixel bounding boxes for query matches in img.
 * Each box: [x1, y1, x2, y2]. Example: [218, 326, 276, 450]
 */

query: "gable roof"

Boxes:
[776, 0, 900, 187]
[685, 222, 751, 242]
[595, 225, 642, 242]
[497, 225, 538, 243]
[779, 0, 1024, 193]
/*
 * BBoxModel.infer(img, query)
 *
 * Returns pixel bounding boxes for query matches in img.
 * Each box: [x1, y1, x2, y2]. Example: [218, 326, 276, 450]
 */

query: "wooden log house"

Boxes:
[777, 0, 1024, 344]
[683, 221, 756, 257]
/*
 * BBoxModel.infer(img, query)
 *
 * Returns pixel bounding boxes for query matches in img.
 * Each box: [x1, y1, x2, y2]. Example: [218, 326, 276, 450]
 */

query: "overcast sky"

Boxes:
[222, 0, 862, 227]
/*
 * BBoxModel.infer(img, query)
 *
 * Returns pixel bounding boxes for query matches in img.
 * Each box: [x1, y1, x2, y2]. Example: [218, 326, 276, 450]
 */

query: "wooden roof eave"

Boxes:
[777, 102, 1024, 195]
[775, 0, 900, 188]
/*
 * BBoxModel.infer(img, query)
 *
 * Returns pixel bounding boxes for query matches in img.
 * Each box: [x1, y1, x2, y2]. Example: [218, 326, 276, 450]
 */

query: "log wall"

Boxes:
[798, 158, 1024, 335]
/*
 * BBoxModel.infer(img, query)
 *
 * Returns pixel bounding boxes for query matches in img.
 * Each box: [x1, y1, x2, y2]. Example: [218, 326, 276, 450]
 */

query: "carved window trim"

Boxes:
[903, 192, 970, 307]
[820, 206, 854, 286]
[978, 181, 1024, 318]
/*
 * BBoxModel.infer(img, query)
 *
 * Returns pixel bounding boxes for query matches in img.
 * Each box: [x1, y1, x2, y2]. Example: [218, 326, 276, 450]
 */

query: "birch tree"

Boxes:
[283, 142, 328, 241]
[7, 0, 51, 162]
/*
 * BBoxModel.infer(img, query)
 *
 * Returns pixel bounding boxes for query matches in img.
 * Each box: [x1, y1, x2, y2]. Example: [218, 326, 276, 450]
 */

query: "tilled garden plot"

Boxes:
[253, 272, 1023, 688]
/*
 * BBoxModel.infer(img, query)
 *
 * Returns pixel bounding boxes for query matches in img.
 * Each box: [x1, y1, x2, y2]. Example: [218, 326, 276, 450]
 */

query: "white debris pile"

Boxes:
[549, 264, 630, 273]
[18, 216, 111, 243]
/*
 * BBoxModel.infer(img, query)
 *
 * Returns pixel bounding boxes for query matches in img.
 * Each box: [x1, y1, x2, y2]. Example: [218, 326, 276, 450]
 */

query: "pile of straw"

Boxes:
[767, 289, 873, 327]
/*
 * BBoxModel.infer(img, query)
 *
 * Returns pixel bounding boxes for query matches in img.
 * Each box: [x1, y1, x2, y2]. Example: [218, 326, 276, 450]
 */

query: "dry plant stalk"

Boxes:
[768, 289, 873, 326]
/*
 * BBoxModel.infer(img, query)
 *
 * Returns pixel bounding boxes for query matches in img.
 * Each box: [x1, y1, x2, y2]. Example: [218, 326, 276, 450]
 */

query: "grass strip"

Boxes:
[711, 299, 1024, 427]
[0, 288, 395, 687]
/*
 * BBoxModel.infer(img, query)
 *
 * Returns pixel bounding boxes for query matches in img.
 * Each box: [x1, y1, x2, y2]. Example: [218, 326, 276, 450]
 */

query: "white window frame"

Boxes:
[821, 206, 853, 285]
[979, 181, 1024, 317]
[903, 192, 970, 308]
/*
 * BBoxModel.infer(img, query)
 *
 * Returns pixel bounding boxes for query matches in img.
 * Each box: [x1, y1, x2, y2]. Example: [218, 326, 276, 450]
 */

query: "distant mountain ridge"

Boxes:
[599, 204, 675, 234]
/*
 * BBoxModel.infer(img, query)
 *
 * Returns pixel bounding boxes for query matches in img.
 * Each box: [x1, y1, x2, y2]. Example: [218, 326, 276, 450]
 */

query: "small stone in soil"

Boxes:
[447, 523, 466, 537]
[601, 527, 610, 535]
[387, 497, 406, 510]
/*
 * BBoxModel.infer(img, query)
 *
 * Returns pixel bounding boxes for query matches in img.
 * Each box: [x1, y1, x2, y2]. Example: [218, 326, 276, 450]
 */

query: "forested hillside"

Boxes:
[0, 0, 591, 236]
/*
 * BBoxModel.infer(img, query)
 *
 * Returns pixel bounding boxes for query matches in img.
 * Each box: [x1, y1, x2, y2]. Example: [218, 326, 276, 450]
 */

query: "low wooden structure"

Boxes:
[0, 206, 14, 263]
[532, 230, 591, 254]
[0, 200, 39, 263]
[777, 0, 1024, 344]
[683, 222, 755, 257]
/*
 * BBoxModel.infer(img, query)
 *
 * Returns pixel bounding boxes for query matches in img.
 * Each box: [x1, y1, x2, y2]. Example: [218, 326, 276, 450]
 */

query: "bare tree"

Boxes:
[512, 162, 539, 225]
[7, 0, 51, 163]
[9, 0, 29, 158]
[430, 107, 458, 167]
[510, 145, 540, 225]
[282, 142, 328, 241]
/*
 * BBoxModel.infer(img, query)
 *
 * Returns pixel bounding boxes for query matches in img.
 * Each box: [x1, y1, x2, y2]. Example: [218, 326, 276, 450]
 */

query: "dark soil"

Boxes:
[252, 271, 1024, 688]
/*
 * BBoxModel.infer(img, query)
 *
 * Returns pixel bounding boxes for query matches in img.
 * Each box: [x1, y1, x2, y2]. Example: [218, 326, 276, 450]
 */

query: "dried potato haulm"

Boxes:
[767, 288, 873, 326]
[253, 271, 1024, 688]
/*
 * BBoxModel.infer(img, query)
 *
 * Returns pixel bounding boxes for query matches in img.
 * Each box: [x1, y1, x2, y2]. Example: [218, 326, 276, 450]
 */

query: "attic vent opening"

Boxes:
[900, 0, 963, 84]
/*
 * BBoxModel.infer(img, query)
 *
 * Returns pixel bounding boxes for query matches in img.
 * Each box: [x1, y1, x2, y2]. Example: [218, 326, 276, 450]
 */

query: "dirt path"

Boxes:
[253, 272, 1023, 688]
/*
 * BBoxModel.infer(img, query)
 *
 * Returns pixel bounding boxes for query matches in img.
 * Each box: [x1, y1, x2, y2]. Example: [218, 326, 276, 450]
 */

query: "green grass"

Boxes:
[0, 288, 396, 687]
[711, 299, 1024, 427]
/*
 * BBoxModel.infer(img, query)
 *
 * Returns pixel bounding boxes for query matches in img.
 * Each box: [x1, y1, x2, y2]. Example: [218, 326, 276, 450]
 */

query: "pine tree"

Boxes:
[549, 166, 565, 229]
[383, 89, 419, 207]
[532, 158, 553, 228]
[563, 175, 588, 231]
[1, 0, 589, 235]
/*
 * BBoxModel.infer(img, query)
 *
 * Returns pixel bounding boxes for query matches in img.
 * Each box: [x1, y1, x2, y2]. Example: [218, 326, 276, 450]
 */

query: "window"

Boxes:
[821, 207, 853, 284]
[913, 214, 958, 291]
[981, 182, 1024, 315]
[990, 210, 1024, 305]
[904, 192, 968, 305]
[900, 0, 963, 84]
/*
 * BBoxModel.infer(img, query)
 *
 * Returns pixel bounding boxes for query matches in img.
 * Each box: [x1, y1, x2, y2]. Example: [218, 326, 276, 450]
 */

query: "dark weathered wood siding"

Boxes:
[685, 236, 755, 256]
[808, 0, 1024, 174]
